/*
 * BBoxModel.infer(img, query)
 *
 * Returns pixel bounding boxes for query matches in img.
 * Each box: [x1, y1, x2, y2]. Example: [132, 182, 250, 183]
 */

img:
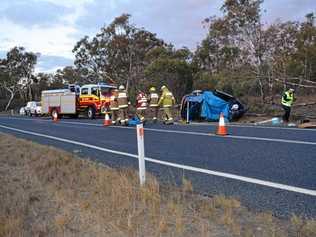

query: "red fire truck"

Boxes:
[41, 83, 117, 119]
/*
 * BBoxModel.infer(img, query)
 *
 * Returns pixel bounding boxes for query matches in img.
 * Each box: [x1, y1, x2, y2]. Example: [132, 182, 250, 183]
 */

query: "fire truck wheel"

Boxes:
[87, 107, 96, 119]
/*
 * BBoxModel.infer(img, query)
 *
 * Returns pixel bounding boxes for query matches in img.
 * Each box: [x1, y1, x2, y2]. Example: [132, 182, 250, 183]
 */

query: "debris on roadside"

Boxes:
[298, 122, 316, 129]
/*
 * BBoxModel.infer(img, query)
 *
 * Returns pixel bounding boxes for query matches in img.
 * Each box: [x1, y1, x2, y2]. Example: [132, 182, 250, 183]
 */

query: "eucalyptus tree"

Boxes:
[73, 14, 164, 93]
[0, 47, 37, 110]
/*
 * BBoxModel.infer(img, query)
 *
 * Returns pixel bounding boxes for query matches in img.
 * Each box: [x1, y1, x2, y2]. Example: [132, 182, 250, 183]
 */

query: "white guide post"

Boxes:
[136, 123, 146, 186]
[186, 100, 190, 124]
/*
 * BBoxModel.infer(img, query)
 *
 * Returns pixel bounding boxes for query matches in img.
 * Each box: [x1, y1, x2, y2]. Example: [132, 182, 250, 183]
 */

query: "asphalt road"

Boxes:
[0, 115, 316, 217]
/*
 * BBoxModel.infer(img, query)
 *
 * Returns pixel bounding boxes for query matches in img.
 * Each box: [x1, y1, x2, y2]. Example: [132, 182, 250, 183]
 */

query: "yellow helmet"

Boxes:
[161, 85, 166, 91]
[149, 87, 156, 92]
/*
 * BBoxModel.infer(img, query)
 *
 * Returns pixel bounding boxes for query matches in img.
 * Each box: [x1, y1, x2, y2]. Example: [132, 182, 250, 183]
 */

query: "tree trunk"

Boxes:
[5, 89, 15, 111]
[257, 76, 265, 103]
[268, 69, 274, 104]
[126, 54, 132, 91]
[28, 84, 33, 101]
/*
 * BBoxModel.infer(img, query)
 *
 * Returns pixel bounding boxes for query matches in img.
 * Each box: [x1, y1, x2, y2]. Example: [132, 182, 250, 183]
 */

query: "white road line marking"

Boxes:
[0, 124, 316, 197]
[1, 117, 316, 145]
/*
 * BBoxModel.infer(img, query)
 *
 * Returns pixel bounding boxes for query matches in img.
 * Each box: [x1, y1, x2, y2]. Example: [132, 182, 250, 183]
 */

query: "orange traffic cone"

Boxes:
[52, 111, 58, 123]
[216, 113, 228, 136]
[103, 113, 112, 126]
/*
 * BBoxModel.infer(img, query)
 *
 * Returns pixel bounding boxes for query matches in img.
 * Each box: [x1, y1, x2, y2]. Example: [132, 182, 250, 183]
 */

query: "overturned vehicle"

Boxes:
[180, 90, 246, 122]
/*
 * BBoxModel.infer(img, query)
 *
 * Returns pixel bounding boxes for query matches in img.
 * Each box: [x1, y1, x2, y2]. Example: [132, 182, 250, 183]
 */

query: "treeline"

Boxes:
[0, 0, 315, 110]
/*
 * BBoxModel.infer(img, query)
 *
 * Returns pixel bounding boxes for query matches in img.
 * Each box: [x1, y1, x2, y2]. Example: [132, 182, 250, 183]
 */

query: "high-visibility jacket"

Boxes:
[281, 90, 294, 107]
[136, 92, 148, 110]
[158, 88, 175, 108]
[148, 92, 159, 107]
[118, 90, 128, 109]
[109, 93, 119, 111]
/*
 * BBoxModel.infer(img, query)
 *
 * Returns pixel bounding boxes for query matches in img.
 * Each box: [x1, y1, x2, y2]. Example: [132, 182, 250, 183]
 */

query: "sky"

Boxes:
[0, 0, 314, 73]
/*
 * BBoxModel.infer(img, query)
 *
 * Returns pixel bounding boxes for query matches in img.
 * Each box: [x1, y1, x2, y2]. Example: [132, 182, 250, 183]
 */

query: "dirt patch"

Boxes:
[0, 133, 315, 237]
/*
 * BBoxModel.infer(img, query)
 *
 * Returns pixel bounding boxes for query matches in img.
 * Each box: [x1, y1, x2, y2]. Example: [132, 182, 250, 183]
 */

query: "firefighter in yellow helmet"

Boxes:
[148, 87, 159, 122]
[158, 85, 176, 124]
[109, 89, 119, 125]
[117, 85, 129, 125]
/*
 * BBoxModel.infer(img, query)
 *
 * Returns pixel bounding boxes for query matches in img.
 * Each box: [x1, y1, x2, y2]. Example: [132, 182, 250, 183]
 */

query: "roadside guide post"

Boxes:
[136, 123, 146, 186]
[186, 100, 190, 124]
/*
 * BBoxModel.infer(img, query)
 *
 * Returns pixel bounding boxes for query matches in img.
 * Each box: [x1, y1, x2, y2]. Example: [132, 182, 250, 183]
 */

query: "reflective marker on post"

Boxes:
[136, 123, 146, 186]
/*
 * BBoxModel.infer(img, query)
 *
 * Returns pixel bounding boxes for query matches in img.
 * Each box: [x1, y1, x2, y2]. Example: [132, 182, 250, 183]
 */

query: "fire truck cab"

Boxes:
[79, 84, 116, 119]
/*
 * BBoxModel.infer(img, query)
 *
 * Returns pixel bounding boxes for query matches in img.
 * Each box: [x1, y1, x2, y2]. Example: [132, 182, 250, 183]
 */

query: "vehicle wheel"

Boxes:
[51, 109, 59, 120]
[87, 107, 96, 119]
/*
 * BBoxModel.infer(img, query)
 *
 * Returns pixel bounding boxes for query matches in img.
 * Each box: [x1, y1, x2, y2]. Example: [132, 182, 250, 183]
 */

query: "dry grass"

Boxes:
[0, 133, 316, 237]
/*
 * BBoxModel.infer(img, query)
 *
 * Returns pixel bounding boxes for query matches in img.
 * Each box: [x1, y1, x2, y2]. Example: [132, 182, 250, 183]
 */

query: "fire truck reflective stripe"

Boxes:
[118, 93, 127, 98]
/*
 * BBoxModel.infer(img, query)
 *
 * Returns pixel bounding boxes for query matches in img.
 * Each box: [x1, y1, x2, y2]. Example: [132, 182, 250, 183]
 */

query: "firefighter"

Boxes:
[281, 88, 295, 123]
[148, 87, 159, 122]
[136, 90, 148, 123]
[117, 85, 129, 125]
[109, 89, 119, 125]
[158, 85, 176, 125]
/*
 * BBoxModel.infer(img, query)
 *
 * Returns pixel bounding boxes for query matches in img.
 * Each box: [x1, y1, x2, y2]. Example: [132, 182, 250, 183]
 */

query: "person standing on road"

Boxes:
[109, 89, 119, 125]
[281, 88, 295, 123]
[136, 90, 148, 123]
[158, 85, 176, 125]
[148, 87, 159, 123]
[117, 85, 129, 125]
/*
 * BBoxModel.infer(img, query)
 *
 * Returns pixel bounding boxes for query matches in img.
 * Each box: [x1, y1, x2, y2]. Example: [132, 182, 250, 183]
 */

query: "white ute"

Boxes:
[25, 101, 42, 116]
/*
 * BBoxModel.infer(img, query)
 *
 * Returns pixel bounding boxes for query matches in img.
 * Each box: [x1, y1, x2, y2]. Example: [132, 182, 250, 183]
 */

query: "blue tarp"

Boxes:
[182, 91, 237, 121]
[200, 91, 230, 121]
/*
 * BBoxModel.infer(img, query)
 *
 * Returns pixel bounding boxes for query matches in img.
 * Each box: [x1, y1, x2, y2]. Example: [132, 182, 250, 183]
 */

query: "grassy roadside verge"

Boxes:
[0, 133, 315, 237]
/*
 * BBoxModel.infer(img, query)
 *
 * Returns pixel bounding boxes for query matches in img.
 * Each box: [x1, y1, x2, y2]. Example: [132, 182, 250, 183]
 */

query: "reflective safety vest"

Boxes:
[136, 92, 148, 110]
[118, 91, 128, 109]
[281, 91, 294, 107]
[148, 93, 159, 107]
[158, 89, 175, 108]
[109, 95, 119, 111]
